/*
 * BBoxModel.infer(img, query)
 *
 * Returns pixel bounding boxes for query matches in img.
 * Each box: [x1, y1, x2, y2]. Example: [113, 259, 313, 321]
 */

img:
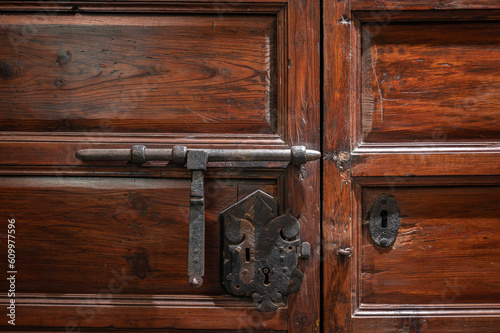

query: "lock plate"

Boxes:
[369, 194, 400, 247]
[220, 190, 305, 312]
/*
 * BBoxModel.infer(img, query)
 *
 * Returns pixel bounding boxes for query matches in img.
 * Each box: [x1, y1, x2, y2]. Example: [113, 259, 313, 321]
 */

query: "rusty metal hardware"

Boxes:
[75, 145, 320, 165]
[338, 247, 353, 257]
[76, 145, 320, 288]
[220, 190, 310, 312]
[369, 194, 400, 247]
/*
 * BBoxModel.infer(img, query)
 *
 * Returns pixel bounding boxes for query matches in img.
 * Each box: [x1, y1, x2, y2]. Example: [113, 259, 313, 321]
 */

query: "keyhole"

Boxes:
[262, 267, 271, 285]
[380, 210, 388, 228]
[245, 248, 250, 262]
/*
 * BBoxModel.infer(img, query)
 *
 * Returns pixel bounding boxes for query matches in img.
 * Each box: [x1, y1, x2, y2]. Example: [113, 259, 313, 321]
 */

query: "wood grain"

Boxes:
[352, 317, 500, 333]
[352, 0, 500, 11]
[0, 176, 282, 330]
[0, 1, 287, 14]
[361, 186, 500, 305]
[322, 0, 355, 332]
[351, 151, 500, 177]
[286, 0, 321, 332]
[327, 0, 500, 332]
[3, 297, 287, 330]
[354, 9, 500, 22]
[0, 177, 274, 295]
[0, 14, 277, 135]
[361, 22, 500, 143]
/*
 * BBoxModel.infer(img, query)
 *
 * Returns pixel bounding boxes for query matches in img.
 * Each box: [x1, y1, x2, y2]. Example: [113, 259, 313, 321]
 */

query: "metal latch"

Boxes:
[220, 190, 311, 312]
[76, 145, 320, 288]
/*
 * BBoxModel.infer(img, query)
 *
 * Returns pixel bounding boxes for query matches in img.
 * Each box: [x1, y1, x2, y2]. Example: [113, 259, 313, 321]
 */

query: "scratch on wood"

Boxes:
[371, 44, 384, 122]
[187, 107, 224, 123]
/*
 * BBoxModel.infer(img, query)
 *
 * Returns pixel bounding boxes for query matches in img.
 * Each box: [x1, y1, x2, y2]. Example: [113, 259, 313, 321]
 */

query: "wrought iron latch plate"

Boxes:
[76, 145, 319, 289]
[220, 190, 309, 312]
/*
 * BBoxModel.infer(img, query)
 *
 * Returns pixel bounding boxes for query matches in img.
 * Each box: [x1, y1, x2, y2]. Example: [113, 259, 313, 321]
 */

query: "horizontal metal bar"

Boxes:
[75, 145, 321, 165]
[75, 147, 173, 162]
[200, 149, 319, 163]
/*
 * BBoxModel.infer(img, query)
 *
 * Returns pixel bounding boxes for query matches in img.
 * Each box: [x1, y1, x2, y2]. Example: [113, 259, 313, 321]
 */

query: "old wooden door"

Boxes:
[0, 1, 319, 332]
[324, 0, 500, 332]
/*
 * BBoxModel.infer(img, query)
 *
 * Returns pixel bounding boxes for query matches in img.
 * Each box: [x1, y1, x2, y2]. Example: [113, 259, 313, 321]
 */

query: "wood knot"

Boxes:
[56, 51, 71, 67]
[0, 62, 14, 78]
[54, 78, 64, 87]
[126, 250, 151, 280]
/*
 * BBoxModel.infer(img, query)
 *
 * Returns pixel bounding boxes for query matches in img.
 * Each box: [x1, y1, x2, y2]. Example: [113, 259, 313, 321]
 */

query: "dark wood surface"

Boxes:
[11, 298, 289, 330]
[0, 0, 320, 331]
[324, 0, 500, 332]
[361, 186, 500, 305]
[352, 317, 500, 333]
[2, 0, 499, 331]
[0, 14, 278, 135]
[0, 177, 276, 295]
[352, 0, 500, 11]
[285, 0, 321, 331]
[361, 22, 500, 143]
[322, 0, 355, 331]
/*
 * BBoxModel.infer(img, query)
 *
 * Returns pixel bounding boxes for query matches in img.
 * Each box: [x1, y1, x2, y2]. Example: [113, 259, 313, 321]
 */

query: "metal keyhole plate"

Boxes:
[368, 194, 400, 247]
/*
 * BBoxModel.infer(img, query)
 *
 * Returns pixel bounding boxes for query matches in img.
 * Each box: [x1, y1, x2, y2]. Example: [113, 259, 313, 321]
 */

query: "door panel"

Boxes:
[0, 14, 278, 134]
[324, 1, 500, 332]
[361, 186, 500, 305]
[0, 177, 276, 295]
[0, 1, 320, 331]
[361, 22, 500, 143]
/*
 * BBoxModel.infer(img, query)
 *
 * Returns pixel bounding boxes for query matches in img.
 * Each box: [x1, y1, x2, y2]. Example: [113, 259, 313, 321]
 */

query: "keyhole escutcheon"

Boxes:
[368, 194, 400, 248]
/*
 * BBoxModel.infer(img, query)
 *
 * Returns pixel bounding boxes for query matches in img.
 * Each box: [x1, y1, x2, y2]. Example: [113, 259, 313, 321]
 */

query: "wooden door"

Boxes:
[0, 1, 320, 332]
[324, 0, 500, 332]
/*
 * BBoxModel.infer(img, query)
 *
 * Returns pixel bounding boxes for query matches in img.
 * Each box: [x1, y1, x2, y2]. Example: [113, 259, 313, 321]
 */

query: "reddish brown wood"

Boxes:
[322, 0, 355, 332]
[0, 177, 276, 295]
[352, 317, 500, 333]
[325, 0, 500, 332]
[351, 151, 500, 177]
[354, 175, 500, 187]
[0, 14, 278, 135]
[0, 1, 287, 14]
[0, 176, 281, 330]
[3, 328, 286, 333]
[361, 186, 500, 305]
[286, 0, 321, 332]
[0, 1, 320, 331]
[361, 22, 500, 143]
[352, 0, 500, 11]
[8, 298, 287, 330]
[354, 9, 500, 22]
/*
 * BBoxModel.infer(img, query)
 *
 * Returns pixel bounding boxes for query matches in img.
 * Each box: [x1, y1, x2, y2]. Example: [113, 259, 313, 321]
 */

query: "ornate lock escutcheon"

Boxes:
[220, 190, 309, 312]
